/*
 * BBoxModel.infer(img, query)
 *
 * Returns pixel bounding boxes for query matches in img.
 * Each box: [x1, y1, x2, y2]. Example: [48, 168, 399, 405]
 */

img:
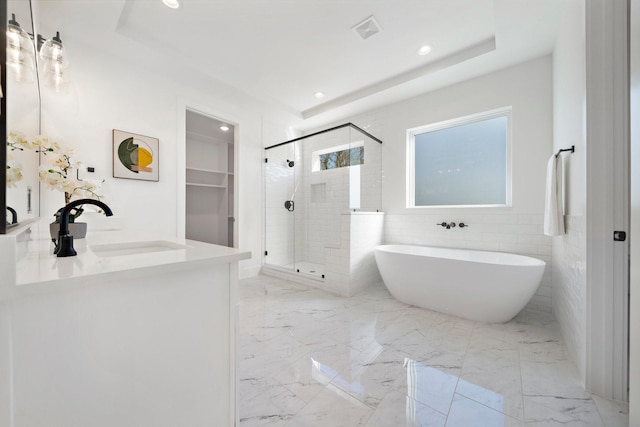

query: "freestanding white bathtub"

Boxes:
[374, 245, 545, 323]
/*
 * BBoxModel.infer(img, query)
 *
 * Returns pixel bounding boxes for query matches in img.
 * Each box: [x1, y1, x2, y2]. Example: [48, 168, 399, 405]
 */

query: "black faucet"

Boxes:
[437, 221, 456, 229]
[55, 199, 113, 257]
[6, 206, 17, 224]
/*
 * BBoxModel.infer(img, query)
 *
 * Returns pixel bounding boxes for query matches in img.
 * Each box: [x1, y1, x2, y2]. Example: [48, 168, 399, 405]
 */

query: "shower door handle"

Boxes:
[284, 200, 294, 212]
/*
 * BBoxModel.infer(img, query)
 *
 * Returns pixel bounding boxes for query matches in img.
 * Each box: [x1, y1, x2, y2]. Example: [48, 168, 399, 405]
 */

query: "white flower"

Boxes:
[8, 132, 104, 205]
[6, 130, 31, 187]
[7, 130, 31, 151]
[34, 135, 104, 203]
[6, 162, 23, 188]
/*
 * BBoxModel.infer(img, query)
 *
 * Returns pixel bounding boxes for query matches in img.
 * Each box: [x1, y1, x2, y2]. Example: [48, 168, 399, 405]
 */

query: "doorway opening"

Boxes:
[185, 109, 235, 247]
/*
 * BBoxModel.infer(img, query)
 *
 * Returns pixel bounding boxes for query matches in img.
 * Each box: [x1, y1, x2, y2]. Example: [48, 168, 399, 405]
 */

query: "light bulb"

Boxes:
[163, 0, 180, 8]
[418, 45, 432, 56]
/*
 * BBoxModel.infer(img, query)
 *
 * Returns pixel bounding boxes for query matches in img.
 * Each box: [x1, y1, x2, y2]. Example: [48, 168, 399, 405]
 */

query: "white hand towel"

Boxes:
[543, 154, 565, 236]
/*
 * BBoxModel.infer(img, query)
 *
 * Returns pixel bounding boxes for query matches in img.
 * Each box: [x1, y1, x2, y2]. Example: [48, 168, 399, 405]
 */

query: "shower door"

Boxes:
[264, 124, 382, 280]
[264, 143, 297, 271]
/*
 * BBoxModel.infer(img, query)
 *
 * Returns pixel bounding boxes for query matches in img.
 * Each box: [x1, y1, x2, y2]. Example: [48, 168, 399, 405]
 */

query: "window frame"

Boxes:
[311, 141, 364, 172]
[406, 107, 513, 209]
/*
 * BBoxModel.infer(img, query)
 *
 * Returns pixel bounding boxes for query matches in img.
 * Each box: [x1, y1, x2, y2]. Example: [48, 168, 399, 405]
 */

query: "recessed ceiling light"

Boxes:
[314, 91, 325, 99]
[418, 45, 432, 56]
[220, 125, 230, 131]
[163, 0, 180, 9]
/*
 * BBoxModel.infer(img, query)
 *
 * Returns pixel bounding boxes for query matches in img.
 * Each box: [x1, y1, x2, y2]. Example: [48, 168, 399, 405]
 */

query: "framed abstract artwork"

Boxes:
[112, 129, 159, 181]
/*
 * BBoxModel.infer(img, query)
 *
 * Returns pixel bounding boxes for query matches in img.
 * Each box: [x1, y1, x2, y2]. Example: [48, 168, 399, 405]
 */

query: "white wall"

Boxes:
[550, 0, 587, 382]
[37, 35, 297, 278]
[328, 56, 554, 313]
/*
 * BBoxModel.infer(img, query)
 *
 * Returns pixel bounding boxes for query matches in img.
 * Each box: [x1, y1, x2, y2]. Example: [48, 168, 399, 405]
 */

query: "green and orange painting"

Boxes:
[117, 137, 154, 174]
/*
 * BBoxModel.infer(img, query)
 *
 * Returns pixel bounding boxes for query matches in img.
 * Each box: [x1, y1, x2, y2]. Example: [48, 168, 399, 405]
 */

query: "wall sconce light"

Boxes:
[6, 13, 35, 83]
[39, 31, 69, 93]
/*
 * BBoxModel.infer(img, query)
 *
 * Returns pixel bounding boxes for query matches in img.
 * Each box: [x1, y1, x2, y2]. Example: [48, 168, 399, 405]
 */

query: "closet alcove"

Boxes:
[185, 109, 235, 247]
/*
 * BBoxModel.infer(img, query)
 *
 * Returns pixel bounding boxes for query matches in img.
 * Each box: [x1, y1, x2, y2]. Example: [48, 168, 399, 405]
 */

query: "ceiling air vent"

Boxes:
[352, 15, 382, 40]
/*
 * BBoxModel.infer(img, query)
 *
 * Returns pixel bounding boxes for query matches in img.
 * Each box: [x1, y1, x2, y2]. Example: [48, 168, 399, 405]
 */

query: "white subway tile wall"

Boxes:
[323, 213, 385, 296]
[551, 215, 586, 377]
[349, 213, 385, 294]
[298, 128, 350, 265]
[383, 213, 553, 312]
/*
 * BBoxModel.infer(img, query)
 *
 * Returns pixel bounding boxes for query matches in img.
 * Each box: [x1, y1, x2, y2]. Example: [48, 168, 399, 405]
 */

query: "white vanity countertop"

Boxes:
[8, 221, 251, 290]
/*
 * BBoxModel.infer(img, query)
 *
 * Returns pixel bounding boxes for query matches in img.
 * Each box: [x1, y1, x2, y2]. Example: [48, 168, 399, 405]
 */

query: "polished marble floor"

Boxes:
[237, 275, 629, 427]
[280, 261, 325, 279]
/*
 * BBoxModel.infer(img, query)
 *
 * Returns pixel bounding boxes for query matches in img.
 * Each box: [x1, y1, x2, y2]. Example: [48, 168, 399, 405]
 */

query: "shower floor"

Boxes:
[282, 261, 325, 278]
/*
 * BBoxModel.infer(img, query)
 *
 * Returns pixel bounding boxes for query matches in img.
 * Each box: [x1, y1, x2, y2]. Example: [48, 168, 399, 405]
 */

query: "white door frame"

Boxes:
[585, 0, 630, 401]
[629, 0, 640, 421]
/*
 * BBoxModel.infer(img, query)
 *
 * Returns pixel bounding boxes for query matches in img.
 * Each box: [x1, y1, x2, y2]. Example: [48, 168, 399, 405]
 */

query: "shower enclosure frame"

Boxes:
[263, 122, 383, 283]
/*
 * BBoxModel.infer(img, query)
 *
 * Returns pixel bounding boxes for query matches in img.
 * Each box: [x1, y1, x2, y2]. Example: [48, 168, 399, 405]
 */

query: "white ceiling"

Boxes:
[35, 0, 566, 130]
[186, 109, 234, 144]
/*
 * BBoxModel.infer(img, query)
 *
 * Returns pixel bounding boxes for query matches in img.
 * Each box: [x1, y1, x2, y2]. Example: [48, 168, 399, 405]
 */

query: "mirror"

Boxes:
[3, 0, 40, 233]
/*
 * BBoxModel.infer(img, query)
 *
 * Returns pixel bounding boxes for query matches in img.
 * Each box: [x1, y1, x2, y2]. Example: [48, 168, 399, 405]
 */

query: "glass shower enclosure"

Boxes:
[264, 123, 382, 280]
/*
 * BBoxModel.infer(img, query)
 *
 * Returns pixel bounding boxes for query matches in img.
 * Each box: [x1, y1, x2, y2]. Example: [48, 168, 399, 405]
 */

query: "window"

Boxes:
[312, 142, 364, 172]
[407, 108, 511, 208]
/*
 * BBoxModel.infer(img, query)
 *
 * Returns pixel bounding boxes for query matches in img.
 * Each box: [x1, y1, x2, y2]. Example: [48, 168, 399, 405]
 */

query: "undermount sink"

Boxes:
[90, 240, 187, 257]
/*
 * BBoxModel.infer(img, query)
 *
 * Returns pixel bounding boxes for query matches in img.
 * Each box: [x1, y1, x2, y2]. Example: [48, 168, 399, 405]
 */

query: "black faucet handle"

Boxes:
[437, 222, 448, 227]
[56, 235, 77, 257]
[459, 223, 468, 228]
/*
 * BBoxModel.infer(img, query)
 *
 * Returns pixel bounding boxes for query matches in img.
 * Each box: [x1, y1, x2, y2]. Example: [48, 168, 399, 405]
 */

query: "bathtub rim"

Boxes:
[374, 244, 545, 267]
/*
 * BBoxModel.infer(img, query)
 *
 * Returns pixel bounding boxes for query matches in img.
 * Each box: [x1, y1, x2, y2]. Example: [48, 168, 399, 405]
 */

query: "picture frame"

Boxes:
[112, 129, 159, 182]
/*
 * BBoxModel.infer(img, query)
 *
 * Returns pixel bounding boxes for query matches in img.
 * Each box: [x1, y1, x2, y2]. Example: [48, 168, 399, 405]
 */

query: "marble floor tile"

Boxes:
[271, 342, 354, 403]
[457, 348, 524, 420]
[518, 336, 567, 363]
[333, 342, 410, 408]
[520, 359, 591, 399]
[238, 379, 304, 427]
[523, 395, 605, 426]
[392, 358, 459, 415]
[285, 384, 374, 427]
[365, 389, 447, 427]
[592, 395, 629, 427]
[446, 393, 524, 427]
[237, 275, 628, 427]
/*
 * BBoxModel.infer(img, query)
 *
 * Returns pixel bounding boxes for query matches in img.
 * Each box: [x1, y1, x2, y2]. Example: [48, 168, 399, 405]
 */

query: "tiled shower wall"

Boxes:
[298, 128, 349, 265]
[384, 213, 553, 312]
[324, 213, 384, 296]
[297, 127, 383, 265]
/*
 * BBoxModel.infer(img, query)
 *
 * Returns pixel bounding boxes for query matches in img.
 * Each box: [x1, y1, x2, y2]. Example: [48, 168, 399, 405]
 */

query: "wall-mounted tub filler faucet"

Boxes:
[437, 222, 457, 229]
[6, 206, 17, 224]
[55, 199, 113, 257]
